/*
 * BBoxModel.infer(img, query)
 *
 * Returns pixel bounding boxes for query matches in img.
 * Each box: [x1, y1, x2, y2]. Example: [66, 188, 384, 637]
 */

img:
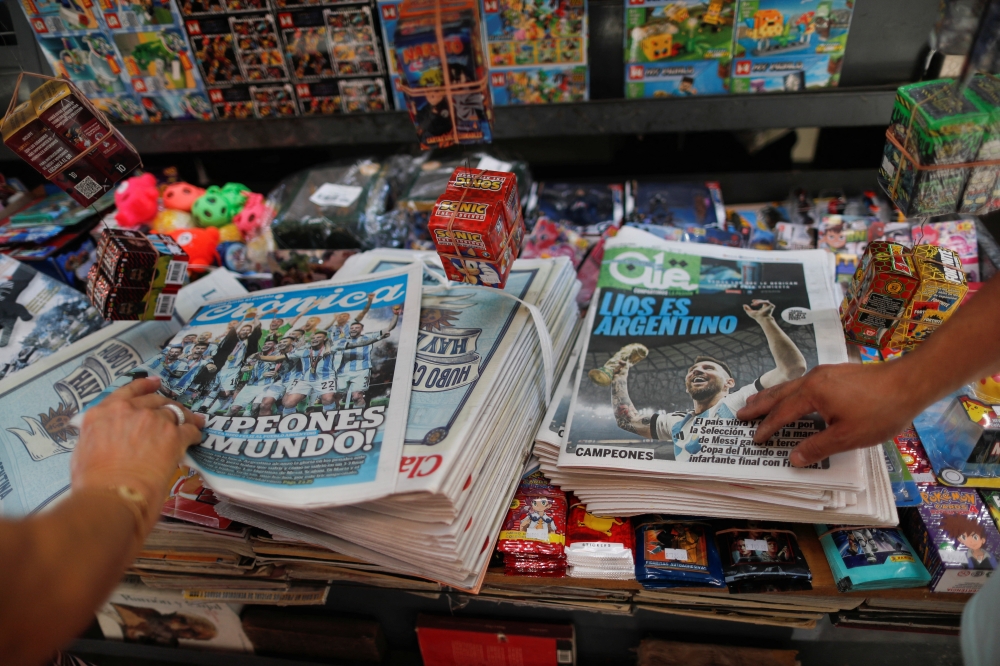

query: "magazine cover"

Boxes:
[0, 255, 107, 382]
[94, 264, 423, 507]
[97, 584, 252, 651]
[0, 270, 246, 518]
[335, 250, 553, 494]
[560, 231, 857, 485]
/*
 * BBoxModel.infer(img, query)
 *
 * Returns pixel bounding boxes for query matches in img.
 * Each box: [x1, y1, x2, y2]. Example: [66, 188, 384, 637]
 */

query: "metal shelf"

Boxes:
[94, 86, 899, 155]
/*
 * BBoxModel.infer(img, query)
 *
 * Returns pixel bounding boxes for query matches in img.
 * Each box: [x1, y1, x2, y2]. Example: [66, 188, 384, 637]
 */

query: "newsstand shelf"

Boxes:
[53, 87, 899, 156]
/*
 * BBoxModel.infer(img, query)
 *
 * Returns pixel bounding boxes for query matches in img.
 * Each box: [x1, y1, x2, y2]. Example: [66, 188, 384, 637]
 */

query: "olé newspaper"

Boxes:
[560, 230, 859, 488]
[111, 264, 424, 507]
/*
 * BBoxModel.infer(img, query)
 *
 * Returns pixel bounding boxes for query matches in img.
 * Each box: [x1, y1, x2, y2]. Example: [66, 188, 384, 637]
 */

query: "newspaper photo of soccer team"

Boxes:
[131, 292, 402, 419]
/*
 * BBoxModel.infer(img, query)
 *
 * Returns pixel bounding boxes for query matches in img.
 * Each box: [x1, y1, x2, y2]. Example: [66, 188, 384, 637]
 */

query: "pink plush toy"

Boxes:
[162, 181, 206, 212]
[232, 193, 270, 236]
[114, 173, 159, 227]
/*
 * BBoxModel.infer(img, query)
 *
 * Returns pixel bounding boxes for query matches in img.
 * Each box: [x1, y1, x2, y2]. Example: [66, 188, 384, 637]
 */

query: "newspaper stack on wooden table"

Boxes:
[218, 250, 582, 591]
[534, 228, 896, 526]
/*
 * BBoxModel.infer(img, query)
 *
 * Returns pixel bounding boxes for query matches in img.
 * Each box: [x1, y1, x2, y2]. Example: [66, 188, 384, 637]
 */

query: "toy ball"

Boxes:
[162, 182, 206, 212]
[973, 373, 1000, 404]
[151, 209, 195, 234]
[218, 223, 244, 243]
[232, 193, 270, 235]
[220, 182, 250, 211]
[192, 186, 235, 228]
[168, 227, 220, 268]
[114, 173, 159, 227]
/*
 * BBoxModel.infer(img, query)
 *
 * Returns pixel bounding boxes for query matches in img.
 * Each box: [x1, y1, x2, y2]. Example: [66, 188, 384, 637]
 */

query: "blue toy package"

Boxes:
[634, 517, 726, 588]
[913, 389, 1000, 488]
[815, 525, 931, 591]
[733, 0, 853, 59]
[627, 180, 727, 228]
[489, 65, 588, 105]
[527, 182, 623, 239]
[625, 60, 728, 98]
[375, 0, 407, 109]
[883, 441, 922, 507]
[139, 91, 215, 121]
[730, 53, 840, 93]
[36, 32, 130, 97]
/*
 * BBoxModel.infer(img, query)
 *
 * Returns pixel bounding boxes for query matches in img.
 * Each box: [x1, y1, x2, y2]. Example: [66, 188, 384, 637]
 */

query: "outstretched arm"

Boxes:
[355, 293, 375, 323]
[744, 300, 807, 388]
[738, 273, 1000, 467]
[611, 360, 652, 438]
[380, 306, 402, 337]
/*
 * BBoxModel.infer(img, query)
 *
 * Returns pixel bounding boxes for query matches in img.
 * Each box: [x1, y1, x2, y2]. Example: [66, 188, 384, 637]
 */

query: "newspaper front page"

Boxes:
[560, 233, 858, 487]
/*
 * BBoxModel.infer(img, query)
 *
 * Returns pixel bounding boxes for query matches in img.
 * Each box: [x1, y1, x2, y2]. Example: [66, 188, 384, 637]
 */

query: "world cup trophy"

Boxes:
[588, 343, 648, 386]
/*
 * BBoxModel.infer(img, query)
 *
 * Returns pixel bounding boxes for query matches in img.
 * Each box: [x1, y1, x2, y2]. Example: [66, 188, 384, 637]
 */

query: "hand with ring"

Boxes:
[71, 377, 205, 535]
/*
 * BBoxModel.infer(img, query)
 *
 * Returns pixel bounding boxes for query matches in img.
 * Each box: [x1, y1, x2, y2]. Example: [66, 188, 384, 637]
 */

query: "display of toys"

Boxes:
[230, 13, 291, 83]
[115, 28, 201, 93]
[627, 180, 726, 229]
[564, 498, 634, 579]
[325, 5, 384, 77]
[913, 386, 1000, 488]
[961, 76, 1000, 215]
[497, 471, 568, 576]
[883, 440, 922, 507]
[625, 0, 735, 63]
[193, 184, 241, 226]
[391, 0, 493, 149]
[163, 181, 207, 211]
[903, 484, 1000, 593]
[527, 181, 624, 240]
[232, 192, 272, 235]
[840, 241, 920, 349]
[167, 226, 221, 267]
[879, 79, 988, 216]
[715, 524, 812, 592]
[250, 83, 299, 117]
[87, 228, 187, 320]
[207, 84, 256, 118]
[887, 244, 968, 350]
[489, 65, 589, 105]
[895, 425, 937, 484]
[2, 77, 141, 207]
[114, 173, 161, 227]
[278, 8, 334, 81]
[815, 525, 930, 591]
[35, 32, 130, 98]
[428, 166, 523, 288]
[634, 517, 726, 588]
[912, 218, 980, 281]
[187, 15, 245, 85]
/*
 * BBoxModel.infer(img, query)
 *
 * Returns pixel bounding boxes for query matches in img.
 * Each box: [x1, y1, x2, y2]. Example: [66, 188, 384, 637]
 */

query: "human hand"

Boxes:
[71, 377, 205, 533]
[736, 361, 921, 467]
[743, 299, 775, 320]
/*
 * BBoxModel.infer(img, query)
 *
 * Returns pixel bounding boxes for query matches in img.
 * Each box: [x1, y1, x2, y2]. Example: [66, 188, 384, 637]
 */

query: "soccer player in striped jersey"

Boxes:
[335, 305, 402, 410]
[228, 339, 289, 416]
[270, 330, 340, 416]
[327, 292, 374, 342]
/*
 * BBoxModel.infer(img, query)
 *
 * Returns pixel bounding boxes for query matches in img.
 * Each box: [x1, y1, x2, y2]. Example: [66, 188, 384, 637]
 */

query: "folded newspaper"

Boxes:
[216, 250, 582, 591]
[535, 227, 895, 525]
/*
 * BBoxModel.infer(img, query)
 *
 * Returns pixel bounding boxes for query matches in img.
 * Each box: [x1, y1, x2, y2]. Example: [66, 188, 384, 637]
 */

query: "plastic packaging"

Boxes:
[816, 525, 931, 591]
[565, 497, 635, 580]
[497, 471, 568, 559]
[715, 523, 812, 592]
[633, 517, 725, 588]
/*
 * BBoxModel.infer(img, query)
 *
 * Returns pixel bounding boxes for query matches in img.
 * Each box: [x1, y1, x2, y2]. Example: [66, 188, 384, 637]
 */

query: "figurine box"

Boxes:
[625, 60, 728, 98]
[888, 244, 968, 349]
[840, 241, 920, 348]
[733, 0, 853, 59]
[961, 75, 1000, 215]
[35, 32, 129, 98]
[186, 15, 245, 85]
[207, 84, 255, 118]
[730, 53, 840, 93]
[482, 0, 587, 67]
[138, 91, 214, 120]
[114, 28, 201, 93]
[625, 0, 735, 63]
[277, 8, 335, 81]
[323, 5, 385, 78]
[229, 13, 291, 83]
[489, 65, 588, 105]
[903, 484, 1000, 593]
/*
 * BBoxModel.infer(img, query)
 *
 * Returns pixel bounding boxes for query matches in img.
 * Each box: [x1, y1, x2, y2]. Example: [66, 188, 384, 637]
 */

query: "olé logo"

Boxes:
[602, 249, 699, 292]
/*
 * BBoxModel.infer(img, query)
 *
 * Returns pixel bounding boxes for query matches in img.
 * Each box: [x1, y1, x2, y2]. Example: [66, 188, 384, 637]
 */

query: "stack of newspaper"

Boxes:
[534, 228, 896, 525]
[215, 251, 582, 591]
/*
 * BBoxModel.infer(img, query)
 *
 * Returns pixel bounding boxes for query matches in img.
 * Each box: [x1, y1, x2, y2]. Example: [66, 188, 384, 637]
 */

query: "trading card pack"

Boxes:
[816, 524, 930, 591]
[278, 8, 333, 80]
[911, 219, 980, 282]
[888, 244, 968, 349]
[961, 75, 1000, 215]
[634, 517, 726, 588]
[231, 13, 291, 82]
[326, 5, 383, 77]
[497, 471, 568, 558]
[715, 523, 812, 592]
[841, 241, 920, 348]
[187, 15, 244, 84]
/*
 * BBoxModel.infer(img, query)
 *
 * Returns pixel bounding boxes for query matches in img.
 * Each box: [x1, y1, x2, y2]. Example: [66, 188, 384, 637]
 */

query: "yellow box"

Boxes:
[889, 244, 968, 349]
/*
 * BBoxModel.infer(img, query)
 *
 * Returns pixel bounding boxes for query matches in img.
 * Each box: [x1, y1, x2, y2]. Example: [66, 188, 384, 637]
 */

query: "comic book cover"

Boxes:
[278, 8, 334, 81]
[84, 264, 423, 507]
[560, 233, 857, 487]
[20, 0, 100, 34]
[36, 32, 130, 97]
[0, 271, 246, 518]
[338, 78, 388, 113]
[139, 91, 214, 120]
[624, 0, 734, 63]
[325, 6, 383, 77]
[114, 28, 201, 92]
[250, 83, 299, 117]
[207, 84, 255, 118]
[187, 15, 244, 84]
[230, 14, 291, 82]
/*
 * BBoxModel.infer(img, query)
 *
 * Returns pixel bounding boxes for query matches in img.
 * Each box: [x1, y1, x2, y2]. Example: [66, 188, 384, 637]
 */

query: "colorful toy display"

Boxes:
[167, 226, 222, 267]
[840, 241, 920, 349]
[230, 13, 291, 82]
[87, 228, 188, 319]
[163, 181, 207, 211]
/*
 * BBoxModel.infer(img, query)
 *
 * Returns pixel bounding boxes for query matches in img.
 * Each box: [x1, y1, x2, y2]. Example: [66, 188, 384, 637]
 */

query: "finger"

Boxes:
[153, 401, 204, 430]
[790, 423, 849, 467]
[736, 379, 801, 421]
[750, 392, 814, 444]
[177, 423, 204, 449]
[131, 394, 172, 410]
[106, 377, 161, 402]
[742, 304, 752, 313]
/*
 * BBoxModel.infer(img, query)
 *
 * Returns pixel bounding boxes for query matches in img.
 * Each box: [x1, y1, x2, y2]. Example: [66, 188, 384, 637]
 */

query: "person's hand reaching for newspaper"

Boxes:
[71, 377, 204, 534]
[736, 361, 919, 468]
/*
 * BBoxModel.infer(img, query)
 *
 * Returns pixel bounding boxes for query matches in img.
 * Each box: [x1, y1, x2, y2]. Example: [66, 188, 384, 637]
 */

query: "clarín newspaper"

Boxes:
[560, 234, 856, 485]
[89, 264, 423, 508]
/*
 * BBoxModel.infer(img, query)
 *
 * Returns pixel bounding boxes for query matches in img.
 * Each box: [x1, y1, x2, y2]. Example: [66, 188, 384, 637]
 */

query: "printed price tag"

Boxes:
[476, 156, 513, 173]
[309, 183, 363, 208]
[663, 548, 688, 561]
[744, 539, 769, 551]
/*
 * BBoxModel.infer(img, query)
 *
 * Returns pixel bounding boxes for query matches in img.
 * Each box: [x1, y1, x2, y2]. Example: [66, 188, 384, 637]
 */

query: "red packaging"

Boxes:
[503, 553, 566, 577]
[428, 197, 517, 288]
[446, 167, 521, 233]
[416, 615, 575, 666]
[894, 425, 935, 483]
[566, 498, 634, 550]
[497, 471, 567, 557]
[841, 241, 920, 348]
[87, 263, 178, 321]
